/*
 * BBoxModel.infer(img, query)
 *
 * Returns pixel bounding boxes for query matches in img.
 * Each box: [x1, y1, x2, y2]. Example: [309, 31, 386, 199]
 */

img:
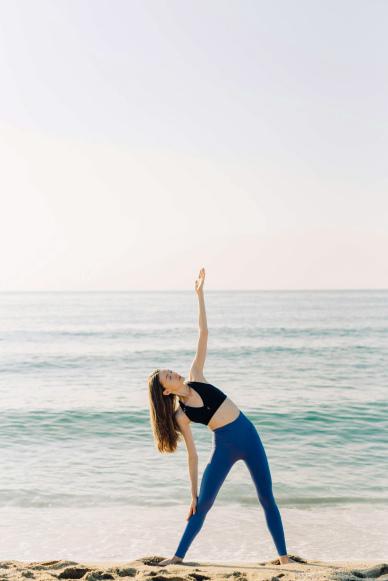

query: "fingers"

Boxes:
[195, 267, 205, 291]
[186, 501, 197, 520]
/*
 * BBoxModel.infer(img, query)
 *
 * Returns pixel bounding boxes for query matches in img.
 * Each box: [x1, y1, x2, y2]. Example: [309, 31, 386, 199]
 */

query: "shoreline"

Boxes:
[1, 556, 388, 581]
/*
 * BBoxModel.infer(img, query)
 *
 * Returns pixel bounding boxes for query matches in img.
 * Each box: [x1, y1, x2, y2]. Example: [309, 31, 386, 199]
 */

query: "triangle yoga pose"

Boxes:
[147, 267, 291, 566]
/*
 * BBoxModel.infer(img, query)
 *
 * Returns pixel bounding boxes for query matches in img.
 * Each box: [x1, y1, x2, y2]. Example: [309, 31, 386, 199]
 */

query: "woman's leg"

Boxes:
[243, 426, 287, 557]
[174, 445, 236, 559]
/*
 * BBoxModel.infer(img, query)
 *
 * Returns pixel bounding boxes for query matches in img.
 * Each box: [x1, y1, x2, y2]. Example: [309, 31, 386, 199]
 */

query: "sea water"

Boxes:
[0, 290, 387, 563]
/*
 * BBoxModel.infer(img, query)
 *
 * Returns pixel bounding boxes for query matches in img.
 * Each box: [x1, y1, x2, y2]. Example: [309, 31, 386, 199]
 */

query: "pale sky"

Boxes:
[0, 0, 387, 291]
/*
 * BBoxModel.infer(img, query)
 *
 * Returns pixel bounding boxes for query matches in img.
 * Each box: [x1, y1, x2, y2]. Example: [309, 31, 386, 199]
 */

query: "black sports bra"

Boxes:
[178, 381, 228, 425]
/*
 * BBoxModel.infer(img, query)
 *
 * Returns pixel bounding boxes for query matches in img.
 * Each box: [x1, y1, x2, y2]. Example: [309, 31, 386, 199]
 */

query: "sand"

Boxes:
[1, 555, 388, 581]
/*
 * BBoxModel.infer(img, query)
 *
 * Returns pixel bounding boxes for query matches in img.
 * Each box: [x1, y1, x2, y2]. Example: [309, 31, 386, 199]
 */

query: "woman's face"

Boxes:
[160, 368, 185, 394]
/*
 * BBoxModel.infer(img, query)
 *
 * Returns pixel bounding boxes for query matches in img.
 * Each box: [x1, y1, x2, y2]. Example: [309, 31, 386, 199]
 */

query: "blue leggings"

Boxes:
[174, 411, 287, 559]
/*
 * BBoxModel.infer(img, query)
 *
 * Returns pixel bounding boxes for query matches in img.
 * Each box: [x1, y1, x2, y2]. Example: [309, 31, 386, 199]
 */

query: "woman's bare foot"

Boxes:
[266, 555, 303, 566]
[159, 556, 183, 566]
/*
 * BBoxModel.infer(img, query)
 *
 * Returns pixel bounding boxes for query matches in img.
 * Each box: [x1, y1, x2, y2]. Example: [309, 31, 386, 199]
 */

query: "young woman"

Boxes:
[148, 267, 291, 566]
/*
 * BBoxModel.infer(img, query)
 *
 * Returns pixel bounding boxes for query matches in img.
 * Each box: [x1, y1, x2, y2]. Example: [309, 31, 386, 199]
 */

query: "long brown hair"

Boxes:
[148, 369, 183, 453]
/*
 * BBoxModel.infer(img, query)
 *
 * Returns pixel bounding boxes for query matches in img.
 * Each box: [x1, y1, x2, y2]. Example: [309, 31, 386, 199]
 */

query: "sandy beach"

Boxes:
[1, 556, 387, 581]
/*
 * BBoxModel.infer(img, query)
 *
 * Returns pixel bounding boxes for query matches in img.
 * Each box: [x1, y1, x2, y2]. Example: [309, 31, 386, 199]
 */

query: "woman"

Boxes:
[147, 267, 291, 566]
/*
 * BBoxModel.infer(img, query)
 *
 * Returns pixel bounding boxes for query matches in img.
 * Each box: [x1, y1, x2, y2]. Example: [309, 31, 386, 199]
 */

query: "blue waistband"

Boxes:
[212, 410, 248, 434]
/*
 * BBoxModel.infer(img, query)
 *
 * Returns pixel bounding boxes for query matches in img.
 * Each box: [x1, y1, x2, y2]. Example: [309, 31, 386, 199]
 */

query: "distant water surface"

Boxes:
[0, 290, 387, 562]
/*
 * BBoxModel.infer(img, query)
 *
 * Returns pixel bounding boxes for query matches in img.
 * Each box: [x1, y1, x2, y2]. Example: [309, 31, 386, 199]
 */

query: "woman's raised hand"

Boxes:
[195, 267, 206, 295]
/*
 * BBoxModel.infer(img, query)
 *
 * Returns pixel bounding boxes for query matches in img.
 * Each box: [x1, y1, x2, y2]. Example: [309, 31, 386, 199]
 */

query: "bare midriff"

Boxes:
[207, 397, 241, 431]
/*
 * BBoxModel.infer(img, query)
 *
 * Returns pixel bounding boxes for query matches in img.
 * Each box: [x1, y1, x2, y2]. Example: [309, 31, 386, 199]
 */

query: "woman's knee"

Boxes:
[197, 496, 216, 515]
[258, 490, 277, 511]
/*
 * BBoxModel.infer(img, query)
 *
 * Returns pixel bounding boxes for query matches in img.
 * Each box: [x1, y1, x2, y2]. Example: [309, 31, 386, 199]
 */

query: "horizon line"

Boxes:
[1, 288, 387, 293]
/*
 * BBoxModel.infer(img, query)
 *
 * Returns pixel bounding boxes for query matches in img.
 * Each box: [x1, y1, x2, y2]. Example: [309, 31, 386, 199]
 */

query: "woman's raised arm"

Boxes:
[195, 267, 207, 332]
[191, 268, 208, 373]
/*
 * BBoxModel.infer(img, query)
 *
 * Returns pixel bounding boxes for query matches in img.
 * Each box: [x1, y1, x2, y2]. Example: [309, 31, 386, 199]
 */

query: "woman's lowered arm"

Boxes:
[187, 454, 198, 500]
[177, 412, 198, 499]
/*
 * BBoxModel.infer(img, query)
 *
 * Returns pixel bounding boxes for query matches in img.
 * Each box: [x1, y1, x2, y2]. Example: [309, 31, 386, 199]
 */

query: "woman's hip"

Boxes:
[213, 410, 260, 447]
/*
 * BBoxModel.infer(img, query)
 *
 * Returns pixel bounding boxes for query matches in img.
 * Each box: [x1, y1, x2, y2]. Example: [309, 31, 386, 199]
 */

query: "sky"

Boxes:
[0, 0, 387, 291]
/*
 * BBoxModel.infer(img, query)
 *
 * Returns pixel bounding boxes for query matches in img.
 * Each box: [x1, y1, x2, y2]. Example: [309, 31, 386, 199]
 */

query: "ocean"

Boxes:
[0, 290, 387, 563]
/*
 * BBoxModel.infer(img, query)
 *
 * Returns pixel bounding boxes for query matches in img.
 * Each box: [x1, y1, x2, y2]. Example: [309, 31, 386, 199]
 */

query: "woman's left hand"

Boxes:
[195, 267, 206, 294]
